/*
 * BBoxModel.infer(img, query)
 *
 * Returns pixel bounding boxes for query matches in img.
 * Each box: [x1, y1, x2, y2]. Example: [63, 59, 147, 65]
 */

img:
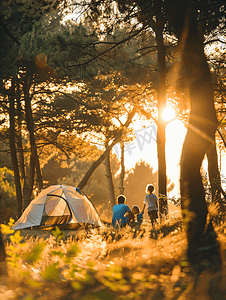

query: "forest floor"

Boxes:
[1, 206, 226, 300]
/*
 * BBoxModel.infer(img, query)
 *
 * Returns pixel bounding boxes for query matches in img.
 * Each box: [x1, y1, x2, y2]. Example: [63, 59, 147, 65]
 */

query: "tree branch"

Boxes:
[0, 16, 21, 45]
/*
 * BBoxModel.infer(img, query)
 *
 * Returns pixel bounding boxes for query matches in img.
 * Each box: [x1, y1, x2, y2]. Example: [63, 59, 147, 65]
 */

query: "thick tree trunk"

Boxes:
[24, 75, 43, 192]
[118, 141, 125, 195]
[167, 0, 221, 269]
[9, 79, 23, 216]
[104, 143, 116, 208]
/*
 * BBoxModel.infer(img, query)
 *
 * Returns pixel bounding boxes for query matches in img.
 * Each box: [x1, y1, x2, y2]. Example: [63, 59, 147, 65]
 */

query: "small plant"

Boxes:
[23, 241, 46, 265]
[40, 262, 60, 282]
[102, 264, 128, 292]
[52, 226, 65, 240]
[1, 218, 25, 269]
[1, 217, 15, 235]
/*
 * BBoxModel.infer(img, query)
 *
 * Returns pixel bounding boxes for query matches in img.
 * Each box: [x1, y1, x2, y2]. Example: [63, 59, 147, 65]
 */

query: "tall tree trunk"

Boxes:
[9, 79, 23, 216]
[118, 141, 125, 195]
[16, 79, 30, 208]
[167, 0, 221, 269]
[207, 136, 226, 208]
[135, 1, 168, 215]
[156, 25, 167, 216]
[104, 142, 116, 208]
[27, 154, 35, 201]
[24, 74, 43, 192]
[78, 109, 136, 190]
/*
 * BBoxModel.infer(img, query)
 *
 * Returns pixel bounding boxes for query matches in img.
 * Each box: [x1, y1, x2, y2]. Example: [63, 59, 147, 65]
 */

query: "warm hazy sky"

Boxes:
[116, 119, 226, 198]
[112, 120, 187, 197]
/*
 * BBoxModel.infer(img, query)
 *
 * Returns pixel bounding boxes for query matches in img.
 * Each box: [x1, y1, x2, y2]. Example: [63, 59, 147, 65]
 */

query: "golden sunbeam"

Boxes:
[162, 107, 176, 122]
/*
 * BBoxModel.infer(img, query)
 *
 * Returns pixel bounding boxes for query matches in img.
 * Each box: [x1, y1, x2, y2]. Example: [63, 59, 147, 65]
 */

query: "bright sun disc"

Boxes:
[162, 107, 176, 122]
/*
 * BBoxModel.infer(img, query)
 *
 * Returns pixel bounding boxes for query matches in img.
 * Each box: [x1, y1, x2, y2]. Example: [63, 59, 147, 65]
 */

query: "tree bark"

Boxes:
[167, 0, 221, 270]
[156, 24, 167, 215]
[15, 79, 30, 208]
[27, 154, 35, 201]
[23, 74, 43, 192]
[104, 142, 116, 208]
[118, 141, 125, 195]
[8, 78, 23, 216]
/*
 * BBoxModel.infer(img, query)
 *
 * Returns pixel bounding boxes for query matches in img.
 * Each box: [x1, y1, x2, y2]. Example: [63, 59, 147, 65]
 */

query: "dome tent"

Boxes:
[12, 185, 103, 230]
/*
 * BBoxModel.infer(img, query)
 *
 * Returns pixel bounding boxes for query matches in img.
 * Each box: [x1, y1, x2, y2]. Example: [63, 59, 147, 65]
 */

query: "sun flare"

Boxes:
[162, 107, 176, 122]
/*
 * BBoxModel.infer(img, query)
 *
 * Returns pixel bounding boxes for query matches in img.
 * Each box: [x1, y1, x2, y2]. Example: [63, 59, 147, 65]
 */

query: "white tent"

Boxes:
[12, 185, 103, 230]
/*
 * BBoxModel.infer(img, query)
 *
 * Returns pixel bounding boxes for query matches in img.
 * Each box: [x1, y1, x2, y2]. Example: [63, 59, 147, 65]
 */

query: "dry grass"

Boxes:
[0, 209, 226, 300]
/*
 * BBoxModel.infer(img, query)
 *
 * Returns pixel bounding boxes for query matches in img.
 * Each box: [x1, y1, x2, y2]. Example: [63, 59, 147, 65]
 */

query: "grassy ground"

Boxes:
[0, 208, 226, 300]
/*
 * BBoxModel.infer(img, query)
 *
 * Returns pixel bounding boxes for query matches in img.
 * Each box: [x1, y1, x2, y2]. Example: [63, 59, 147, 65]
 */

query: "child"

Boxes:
[132, 205, 144, 225]
[143, 184, 158, 227]
[112, 195, 132, 228]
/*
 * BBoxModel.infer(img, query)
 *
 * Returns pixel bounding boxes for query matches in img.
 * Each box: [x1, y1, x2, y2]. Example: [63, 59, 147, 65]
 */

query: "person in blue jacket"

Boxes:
[112, 195, 132, 228]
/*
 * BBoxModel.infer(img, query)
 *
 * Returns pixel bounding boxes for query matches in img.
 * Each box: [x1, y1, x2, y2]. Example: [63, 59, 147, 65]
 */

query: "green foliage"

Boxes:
[1, 219, 25, 268]
[1, 214, 224, 299]
[10, 230, 24, 244]
[0, 167, 17, 223]
[20, 11, 100, 80]
[1, 217, 15, 234]
[23, 241, 46, 265]
[52, 226, 65, 240]
[42, 147, 101, 187]
[0, 167, 16, 197]
[68, 264, 81, 279]
[71, 280, 83, 291]
[64, 243, 81, 264]
[40, 262, 60, 282]
[67, 243, 81, 258]
[82, 272, 96, 284]
[102, 264, 128, 292]
[24, 296, 34, 300]
[51, 250, 65, 258]
[81, 291, 115, 300]
[0, 0, 61, 79]
[105, 264, 123, 280]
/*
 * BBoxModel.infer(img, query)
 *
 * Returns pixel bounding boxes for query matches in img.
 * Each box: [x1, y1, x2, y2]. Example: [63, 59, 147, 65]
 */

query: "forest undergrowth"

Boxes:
[0, 205, 226, 300]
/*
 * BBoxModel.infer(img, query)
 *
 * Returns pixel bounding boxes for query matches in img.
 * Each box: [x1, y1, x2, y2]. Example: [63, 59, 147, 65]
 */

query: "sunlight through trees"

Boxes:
[0, 0, 226, 282]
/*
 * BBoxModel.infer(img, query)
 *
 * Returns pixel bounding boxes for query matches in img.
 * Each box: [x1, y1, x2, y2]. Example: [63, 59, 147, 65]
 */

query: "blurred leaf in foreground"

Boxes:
[23, 241, 46, 265]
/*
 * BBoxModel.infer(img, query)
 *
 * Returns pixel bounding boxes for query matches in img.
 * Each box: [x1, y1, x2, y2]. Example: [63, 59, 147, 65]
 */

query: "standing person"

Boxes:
[143, 184, 158, 227]
[112, 195, 132, 228]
